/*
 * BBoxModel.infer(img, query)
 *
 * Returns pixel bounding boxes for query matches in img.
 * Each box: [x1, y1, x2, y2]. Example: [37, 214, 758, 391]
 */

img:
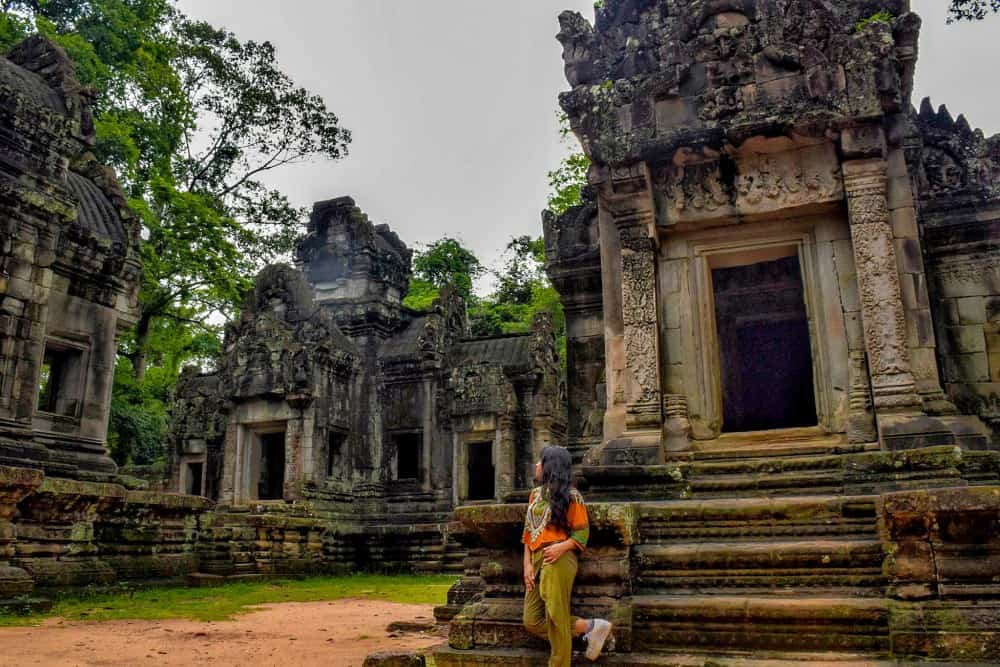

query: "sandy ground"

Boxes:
[0, 599, 444, 667]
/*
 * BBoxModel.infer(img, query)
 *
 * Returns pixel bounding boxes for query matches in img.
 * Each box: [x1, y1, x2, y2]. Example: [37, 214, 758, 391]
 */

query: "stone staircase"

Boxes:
[434, 434, 1000, 666]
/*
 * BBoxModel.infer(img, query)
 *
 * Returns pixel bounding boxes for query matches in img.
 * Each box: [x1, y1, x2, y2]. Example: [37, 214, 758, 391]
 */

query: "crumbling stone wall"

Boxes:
[0, 464, 208, 603]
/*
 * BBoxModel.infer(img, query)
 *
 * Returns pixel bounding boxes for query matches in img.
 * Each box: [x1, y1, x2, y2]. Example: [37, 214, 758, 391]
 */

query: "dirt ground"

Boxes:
[0, 598, 444, 667]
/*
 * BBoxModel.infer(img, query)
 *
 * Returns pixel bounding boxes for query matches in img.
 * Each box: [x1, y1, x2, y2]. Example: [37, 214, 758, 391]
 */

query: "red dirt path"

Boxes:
[0, 598, 443, 666]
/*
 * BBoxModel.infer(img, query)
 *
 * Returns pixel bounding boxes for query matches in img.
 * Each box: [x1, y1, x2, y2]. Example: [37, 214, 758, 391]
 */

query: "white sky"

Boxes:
[177, 0, 1000, 281]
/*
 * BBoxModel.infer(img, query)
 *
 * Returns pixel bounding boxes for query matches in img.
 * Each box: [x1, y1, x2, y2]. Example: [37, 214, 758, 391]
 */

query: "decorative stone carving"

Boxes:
[912, 98, 1000, 205]
[218, 264, 358, 402]
[448, 364, 517, 419]
[736, 153, 842, 210]
[556, 1, 908, 166]
[843, 159, 921, 411]
[663, 161, 733, 217]
[606, 163, 663, 431]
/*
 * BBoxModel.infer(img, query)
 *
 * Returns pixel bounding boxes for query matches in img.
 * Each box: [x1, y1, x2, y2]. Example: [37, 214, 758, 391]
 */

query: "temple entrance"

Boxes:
[466, 441, 495, 501]
[712, 252, 818, 433]
[256, 431, 286, 500]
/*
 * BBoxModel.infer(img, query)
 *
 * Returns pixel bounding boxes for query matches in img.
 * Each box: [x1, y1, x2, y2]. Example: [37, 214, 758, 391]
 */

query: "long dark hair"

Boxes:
[540, 446, 574, 533]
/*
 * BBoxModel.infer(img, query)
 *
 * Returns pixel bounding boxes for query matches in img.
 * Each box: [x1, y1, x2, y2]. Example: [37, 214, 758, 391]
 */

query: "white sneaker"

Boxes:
[582, 618, 612, 661]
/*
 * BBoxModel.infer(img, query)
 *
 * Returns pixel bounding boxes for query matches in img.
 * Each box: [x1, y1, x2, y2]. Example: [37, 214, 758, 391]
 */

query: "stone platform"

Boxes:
[433, 438, 1000, 665]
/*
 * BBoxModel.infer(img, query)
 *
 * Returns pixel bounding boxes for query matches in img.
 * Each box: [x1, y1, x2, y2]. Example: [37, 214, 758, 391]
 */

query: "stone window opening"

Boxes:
[466, 441, 496, 501]
[36, 339, 86, 417]
[392, 431, 422, 481]
[327, 429, 347, 478]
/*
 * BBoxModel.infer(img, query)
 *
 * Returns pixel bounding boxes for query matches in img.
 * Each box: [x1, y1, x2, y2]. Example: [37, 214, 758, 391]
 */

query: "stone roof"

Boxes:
[64, 170, 127, 244]
[0, 56, 66, 114]
[377, 314, 430, 360]
[454, 334, 534, 374]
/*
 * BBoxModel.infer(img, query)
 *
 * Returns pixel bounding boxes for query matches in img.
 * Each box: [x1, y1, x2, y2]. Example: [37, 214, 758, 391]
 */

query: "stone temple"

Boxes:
[167, 196, 565, 569]
[1, 0, 1000, 663]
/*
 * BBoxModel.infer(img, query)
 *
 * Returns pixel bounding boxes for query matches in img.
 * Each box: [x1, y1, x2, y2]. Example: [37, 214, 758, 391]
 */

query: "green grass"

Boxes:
[0, 574, 455, 627]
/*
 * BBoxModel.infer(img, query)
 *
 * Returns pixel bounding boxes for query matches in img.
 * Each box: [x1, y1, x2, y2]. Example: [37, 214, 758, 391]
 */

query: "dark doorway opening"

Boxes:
[394, 432, 421, 481]
[467, 441, 495, 501]
[186, 461, 203, 496]
[257, 432, 286, 500]
[713, 254, 818, 433]
[327, 430, 346, 478]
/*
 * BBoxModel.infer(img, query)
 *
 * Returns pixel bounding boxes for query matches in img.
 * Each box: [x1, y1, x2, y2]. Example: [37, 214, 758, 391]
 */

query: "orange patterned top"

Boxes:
[521, 487, 589, 552]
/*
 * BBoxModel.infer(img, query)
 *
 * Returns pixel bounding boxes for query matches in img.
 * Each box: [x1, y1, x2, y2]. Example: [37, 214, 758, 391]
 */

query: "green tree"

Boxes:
[948, 0, 1000, 21]
[469, 237, 566, 362]
[405, 237, 484, 308]
[546, 113, 590, 218]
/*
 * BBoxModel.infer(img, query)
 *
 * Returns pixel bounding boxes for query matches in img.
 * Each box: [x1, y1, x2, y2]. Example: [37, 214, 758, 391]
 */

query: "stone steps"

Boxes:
[691, 438, 867, 462]
[583, 444, 993, 502]
[634, 538, 885, 593]
[637, 496, 879, 543]
[632, 595, 890, 654]
[433, 646, 904, 666]
[689, 470, 846, 497]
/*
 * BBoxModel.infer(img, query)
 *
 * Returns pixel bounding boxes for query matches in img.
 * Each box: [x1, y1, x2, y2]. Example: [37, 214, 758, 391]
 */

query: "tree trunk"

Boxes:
[129, 311, 152, 382]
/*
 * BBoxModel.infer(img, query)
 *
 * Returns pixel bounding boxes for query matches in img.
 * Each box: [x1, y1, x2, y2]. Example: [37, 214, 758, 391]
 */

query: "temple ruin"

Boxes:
[1, 0, 1000, 662]
[167, 196, 565, 573]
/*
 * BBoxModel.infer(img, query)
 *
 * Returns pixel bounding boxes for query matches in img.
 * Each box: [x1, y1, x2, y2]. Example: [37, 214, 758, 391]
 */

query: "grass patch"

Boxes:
[0, 574, 455, 627]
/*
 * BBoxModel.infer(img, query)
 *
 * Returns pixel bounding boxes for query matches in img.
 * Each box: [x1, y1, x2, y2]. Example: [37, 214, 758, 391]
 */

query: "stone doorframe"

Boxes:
[682, 224, 850, 440]
[451, 415, 514, 506]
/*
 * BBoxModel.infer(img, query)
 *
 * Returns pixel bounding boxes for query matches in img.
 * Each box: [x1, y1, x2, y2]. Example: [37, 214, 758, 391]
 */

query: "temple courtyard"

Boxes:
[0, 575, 450, 666]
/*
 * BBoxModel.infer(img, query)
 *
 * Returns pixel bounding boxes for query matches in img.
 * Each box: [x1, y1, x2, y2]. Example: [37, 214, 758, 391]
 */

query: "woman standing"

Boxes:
[522, 446, 613, 665]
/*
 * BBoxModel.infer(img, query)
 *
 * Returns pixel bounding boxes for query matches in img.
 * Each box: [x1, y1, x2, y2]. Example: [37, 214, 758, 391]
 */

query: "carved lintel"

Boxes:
[843, 159, 921, 412]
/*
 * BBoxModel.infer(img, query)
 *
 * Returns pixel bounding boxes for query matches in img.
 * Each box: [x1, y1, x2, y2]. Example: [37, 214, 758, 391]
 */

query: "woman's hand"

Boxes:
[542, 540, 574, 564]
[523, 557, 535, 591]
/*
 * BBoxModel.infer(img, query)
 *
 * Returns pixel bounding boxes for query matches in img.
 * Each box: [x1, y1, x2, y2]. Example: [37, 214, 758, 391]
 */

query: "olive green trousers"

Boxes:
[523, 548, 581, 667]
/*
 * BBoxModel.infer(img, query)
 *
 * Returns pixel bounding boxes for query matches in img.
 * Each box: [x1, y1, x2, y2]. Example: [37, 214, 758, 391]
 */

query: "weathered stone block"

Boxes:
[891, 206, 919, 239]
[957, 297, 988, 325]
[363, 651, 425, 667]
[948, 325, 987, 355]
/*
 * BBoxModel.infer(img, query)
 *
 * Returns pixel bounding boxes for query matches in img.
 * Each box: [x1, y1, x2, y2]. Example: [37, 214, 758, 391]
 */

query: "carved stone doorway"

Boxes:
[257, 431, 286, 500]
[711, 253, 818, 433]
[466, 441, 495, 501]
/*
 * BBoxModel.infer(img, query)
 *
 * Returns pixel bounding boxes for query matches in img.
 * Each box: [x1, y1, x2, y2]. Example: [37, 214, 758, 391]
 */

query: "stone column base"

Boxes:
[878, 413, 995, 451]
[593, 431, 663, 466]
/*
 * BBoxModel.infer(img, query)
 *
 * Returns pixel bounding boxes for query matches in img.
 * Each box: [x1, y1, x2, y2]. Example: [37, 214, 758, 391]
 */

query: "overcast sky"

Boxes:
[177, 0, 999, 282]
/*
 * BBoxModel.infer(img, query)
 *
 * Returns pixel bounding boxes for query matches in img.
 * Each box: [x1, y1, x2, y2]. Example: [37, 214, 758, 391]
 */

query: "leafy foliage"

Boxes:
[546, 114, 590, 218]
[948, 0, 1000, 22]
[402, 235, 567, 364]
[856, 11, 893, 30]
[407, 237, 484, 302]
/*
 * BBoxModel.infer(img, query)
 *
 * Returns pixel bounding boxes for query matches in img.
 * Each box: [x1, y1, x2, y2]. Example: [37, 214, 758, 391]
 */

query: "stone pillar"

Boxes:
[848, 349, 878, 443]
[605, 164, 663, 433]
[422, 378, 434, 492]
[496, 416, 516, 502]
[843, 159, 922, 413]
